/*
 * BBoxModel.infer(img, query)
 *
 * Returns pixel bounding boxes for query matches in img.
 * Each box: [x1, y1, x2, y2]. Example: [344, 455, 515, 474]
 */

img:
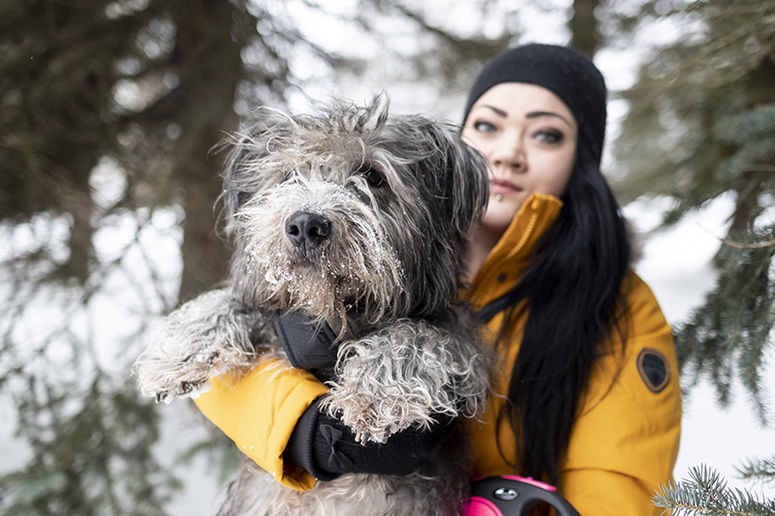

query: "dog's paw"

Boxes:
[322, 390, 435, 445]
[155, 380, 211, 404]
[134, 347, 226, 403]
[321, 396, 387, 444]
[132, 288, 271, 403]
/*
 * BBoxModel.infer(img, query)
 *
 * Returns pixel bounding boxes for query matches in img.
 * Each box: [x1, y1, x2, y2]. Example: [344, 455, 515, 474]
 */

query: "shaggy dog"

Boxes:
[134, 97, 492, 515]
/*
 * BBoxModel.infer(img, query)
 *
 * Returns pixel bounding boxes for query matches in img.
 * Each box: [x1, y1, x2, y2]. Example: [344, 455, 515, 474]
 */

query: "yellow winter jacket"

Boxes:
[193, 193, 682, 514]
[194, 359, 328, 491]
[463, 193, 682, 515]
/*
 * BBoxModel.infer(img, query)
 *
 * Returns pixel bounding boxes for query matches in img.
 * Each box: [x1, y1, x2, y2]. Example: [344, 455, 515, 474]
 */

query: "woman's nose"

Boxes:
[489, 136, 525, 171]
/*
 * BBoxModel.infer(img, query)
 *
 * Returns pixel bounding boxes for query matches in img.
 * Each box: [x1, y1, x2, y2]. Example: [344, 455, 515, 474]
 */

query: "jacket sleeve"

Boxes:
[192, 357, 329, 491]
[560, 276, 682, 515]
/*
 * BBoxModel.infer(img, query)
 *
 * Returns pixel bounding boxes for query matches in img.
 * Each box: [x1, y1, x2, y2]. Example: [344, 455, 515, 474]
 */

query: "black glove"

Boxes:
[285, 396, 455, 481]
[273, 311, 339, 383]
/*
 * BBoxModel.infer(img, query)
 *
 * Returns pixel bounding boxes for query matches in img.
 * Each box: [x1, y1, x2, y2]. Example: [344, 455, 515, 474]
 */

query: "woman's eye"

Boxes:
[535, 129, 564, 144]
[473, 120, 497, 134]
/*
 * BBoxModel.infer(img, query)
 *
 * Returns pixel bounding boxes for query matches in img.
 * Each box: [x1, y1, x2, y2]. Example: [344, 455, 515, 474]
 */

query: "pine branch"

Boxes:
[653, 465, 775, 516]
[721, 238, 775, 250]
[737, 457, 775, 485]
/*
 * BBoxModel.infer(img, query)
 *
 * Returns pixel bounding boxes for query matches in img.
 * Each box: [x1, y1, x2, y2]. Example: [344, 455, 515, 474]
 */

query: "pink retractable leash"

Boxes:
[462, 476, 580, 516]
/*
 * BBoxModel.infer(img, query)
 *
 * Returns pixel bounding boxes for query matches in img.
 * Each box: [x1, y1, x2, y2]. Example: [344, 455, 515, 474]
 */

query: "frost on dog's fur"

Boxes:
[132, 96, 493, 515]
[235, 176, 405, 328]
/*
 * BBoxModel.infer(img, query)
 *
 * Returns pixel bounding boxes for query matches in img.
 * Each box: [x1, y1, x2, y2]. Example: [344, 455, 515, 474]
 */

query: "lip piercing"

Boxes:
[495, 194, 503, 201]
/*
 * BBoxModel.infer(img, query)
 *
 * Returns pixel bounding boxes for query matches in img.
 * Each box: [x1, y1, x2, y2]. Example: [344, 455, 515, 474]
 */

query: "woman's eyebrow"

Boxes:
[477, 105, 574, 128]
[526, 110, 574, 127]
[479, 105, 508, 118]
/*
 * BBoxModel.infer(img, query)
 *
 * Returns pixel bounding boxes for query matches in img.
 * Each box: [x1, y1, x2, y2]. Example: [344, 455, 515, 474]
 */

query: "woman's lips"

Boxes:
[490, 178, 522, 196]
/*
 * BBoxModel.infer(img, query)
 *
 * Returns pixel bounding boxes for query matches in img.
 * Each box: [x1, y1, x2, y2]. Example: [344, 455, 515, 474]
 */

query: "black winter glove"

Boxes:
[285, 396, 455, 481]
[273, 311, 339, 383]
[275, 310, 455, 479]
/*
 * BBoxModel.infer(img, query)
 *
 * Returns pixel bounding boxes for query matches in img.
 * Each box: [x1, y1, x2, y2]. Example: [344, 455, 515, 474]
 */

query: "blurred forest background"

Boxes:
[1, 0, 773, 514]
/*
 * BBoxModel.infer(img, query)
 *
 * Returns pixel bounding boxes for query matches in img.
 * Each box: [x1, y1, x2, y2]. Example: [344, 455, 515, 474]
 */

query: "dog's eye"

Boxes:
[364, 169, 386, 187]
[357, 161, 386, 188]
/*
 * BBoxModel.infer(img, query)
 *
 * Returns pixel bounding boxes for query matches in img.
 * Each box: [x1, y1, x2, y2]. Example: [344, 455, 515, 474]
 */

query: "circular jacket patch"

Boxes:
[637, 348, 670, 393]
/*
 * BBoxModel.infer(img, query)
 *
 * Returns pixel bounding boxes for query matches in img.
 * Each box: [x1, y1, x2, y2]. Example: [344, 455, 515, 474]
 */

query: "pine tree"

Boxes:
[612, 0, 775, 512]
[613, 0, 775, 420]
[10, 0, 772, 513]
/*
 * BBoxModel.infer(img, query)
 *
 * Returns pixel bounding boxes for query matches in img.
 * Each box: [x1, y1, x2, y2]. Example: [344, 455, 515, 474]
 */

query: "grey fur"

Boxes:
[133, 96, 493, 515]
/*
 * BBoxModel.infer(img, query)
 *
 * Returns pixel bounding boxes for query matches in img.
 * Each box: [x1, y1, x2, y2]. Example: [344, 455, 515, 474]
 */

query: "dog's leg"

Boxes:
[133, 288, 274, 403]
[322, 318, 491, 444]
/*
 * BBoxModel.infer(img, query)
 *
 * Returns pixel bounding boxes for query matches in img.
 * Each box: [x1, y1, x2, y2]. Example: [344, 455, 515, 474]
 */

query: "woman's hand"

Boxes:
[285, 396, 455, 480]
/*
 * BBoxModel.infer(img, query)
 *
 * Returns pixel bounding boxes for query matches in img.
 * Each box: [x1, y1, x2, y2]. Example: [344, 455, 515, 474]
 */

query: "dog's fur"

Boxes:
[133, 97, 492, 515]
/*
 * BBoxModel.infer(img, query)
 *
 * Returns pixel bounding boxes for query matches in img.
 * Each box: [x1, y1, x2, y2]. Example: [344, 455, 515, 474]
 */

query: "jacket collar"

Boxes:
[465, 193, 563, 312]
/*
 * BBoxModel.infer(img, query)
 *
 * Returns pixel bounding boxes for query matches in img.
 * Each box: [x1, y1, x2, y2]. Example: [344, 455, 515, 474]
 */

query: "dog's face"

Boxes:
[222, 98, 488, 325]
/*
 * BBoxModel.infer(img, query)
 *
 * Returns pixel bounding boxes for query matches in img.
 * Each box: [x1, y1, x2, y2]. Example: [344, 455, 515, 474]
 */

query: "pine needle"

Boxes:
[653, 465, 775, 516]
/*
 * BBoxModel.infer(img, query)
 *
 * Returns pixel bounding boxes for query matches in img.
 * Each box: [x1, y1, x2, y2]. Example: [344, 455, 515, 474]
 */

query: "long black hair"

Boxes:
[493, 142, 632, 485]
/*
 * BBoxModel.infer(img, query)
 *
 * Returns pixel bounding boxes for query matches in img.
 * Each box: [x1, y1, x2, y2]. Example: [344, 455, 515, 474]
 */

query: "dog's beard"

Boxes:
[234, 177, 407, 325]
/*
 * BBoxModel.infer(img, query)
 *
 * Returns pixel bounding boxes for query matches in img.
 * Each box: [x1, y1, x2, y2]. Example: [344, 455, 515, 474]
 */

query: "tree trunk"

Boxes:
[570, 0, 602, 57]
[166, 0, 245, 302]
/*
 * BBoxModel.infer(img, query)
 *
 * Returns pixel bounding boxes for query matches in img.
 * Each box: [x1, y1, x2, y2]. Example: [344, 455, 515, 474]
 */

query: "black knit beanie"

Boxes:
[463, 43, 608, 167]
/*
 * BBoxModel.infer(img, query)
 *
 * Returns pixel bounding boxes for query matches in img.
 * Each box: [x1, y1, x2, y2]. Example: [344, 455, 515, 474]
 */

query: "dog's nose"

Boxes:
[285, 211, 331, 250]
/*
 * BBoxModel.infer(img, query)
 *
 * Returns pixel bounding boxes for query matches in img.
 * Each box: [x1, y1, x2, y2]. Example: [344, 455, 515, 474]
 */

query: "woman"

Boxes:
[456, 44, 681, 513]
[194, 43, 682, 514]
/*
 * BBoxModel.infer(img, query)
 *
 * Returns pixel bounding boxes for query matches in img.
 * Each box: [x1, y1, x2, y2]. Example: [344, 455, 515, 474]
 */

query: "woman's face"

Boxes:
[462, 82, 578, 234]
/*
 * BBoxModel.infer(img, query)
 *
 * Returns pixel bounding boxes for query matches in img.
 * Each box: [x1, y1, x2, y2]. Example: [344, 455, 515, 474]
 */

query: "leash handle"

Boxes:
[463, 476, 581, 516]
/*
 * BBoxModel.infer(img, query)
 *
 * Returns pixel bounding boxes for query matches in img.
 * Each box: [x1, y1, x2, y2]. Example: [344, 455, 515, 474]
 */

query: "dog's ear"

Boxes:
[428, 123, 490, 241]
[395, 120, 490, 315]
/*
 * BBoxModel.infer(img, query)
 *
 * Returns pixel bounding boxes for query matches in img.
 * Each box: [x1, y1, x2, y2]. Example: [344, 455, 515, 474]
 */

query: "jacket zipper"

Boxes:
[470, 209, 540, 307]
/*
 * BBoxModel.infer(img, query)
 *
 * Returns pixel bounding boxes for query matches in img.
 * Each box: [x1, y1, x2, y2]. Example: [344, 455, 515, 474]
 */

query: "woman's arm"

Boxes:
[193, 358, 328, 491]
[193, 344, 457, 491]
